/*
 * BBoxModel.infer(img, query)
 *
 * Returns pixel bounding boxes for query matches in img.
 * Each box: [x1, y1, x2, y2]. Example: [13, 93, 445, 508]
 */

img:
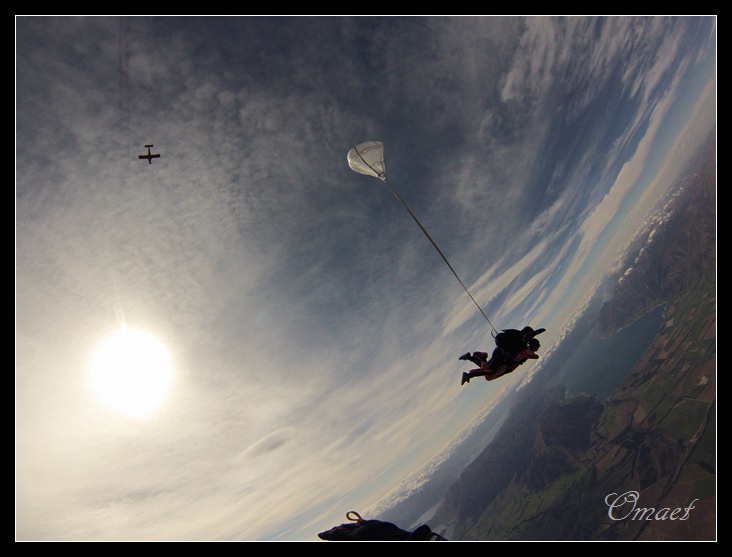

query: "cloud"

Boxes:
[441, 232, 557, 334]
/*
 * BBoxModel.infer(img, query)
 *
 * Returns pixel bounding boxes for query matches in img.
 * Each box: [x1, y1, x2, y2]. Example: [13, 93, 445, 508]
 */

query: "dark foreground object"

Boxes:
[318, 511, 447, 541]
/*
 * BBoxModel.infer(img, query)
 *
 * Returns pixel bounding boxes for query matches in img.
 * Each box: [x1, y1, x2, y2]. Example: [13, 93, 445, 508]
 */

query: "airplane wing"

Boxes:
[138, 145, 160, 163]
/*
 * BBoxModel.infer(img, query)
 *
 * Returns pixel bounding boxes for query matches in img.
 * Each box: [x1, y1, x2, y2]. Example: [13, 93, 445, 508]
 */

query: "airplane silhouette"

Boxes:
[138, 144, 161, 164]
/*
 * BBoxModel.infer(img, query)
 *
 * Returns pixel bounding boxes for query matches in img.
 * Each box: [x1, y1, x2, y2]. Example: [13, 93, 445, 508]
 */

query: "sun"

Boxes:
[89, 327, 174, 420]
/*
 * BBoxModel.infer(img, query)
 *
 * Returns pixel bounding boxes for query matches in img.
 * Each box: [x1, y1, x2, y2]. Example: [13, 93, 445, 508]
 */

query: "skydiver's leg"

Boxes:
[459, 352, 488, 366]
[483, 367, 507, 381]
[462, 369, 485, 385]
[461, 363, 497, 385]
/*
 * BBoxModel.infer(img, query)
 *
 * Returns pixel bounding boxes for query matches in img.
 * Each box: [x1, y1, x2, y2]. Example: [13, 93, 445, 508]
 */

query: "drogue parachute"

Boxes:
[347, 141, 386, 179]
[347, 141, 497, 333]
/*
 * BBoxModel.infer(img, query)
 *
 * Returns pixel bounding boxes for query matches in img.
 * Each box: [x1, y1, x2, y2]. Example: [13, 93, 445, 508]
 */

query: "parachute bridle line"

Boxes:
[354, 148, 498, 336]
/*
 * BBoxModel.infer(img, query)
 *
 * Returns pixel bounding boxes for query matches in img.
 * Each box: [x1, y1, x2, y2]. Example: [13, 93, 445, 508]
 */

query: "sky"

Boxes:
[15, 16, 716, 541]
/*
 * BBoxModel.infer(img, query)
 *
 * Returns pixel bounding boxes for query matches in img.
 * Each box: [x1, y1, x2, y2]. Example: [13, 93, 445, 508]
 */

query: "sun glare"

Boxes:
[89, 328, 174, 420]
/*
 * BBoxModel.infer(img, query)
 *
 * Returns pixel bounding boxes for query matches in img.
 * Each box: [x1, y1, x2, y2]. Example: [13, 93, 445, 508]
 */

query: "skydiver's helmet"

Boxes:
[521, 326, 535, 338]
[528, 338, 540, 351]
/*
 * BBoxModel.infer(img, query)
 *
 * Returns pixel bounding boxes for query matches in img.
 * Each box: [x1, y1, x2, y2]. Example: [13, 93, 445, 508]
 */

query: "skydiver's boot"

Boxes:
[459, 352, 472, 361]
[461, 372, 471, 385]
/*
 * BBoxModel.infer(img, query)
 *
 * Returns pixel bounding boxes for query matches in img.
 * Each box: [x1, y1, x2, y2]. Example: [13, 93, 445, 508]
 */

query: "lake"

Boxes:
[553, 304, 666, 399]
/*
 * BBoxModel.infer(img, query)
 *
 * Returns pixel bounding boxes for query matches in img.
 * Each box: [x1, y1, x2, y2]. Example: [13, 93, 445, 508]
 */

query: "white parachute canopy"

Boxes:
[347, 141, 386, 179]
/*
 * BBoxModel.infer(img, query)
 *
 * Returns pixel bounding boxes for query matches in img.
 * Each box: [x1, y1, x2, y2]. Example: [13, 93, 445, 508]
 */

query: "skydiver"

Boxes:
[460, 337, 540, 385]
[459, 326, 545, 367]
[494, 326, 545, 356]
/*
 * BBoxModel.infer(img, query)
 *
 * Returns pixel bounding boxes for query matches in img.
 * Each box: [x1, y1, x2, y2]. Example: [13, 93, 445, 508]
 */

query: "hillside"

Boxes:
[599, 136, 716, 334]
